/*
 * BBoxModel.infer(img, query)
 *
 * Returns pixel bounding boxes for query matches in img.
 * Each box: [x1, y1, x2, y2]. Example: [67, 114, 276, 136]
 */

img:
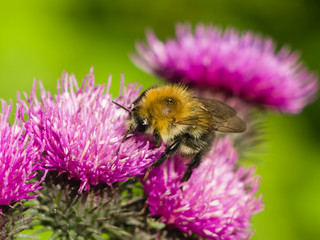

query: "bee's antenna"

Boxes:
[112, 100, 131, 113]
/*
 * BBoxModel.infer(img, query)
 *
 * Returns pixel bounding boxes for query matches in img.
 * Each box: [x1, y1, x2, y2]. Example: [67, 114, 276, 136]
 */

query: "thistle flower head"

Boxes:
[20, 69, 162, 193]
[0, 100, 44, 211]
[133, 23, 318, 113]
[143, 137, 262, 240]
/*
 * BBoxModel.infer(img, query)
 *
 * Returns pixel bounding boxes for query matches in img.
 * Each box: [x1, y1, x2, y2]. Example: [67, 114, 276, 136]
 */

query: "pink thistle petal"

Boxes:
[132, 23, 318, 113]
[0, 100, 44, 211]
[143, 137, 263, 240]
[21, 69, 163, 193]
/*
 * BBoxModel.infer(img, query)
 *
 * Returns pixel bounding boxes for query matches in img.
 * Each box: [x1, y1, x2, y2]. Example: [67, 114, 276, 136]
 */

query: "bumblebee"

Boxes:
[113, 85, 246, 182]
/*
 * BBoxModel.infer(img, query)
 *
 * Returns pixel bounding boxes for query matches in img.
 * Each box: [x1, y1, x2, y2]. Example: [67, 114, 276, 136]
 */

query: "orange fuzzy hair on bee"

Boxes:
[115, 84, 246, 182]
[136, 85, 196, 140]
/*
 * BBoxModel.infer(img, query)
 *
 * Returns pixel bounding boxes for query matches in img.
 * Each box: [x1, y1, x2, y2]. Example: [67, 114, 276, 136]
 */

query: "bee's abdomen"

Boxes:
[179, 129, 215, 155]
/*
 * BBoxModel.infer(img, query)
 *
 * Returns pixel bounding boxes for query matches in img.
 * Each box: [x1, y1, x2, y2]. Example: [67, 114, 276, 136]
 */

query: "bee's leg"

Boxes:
[181, 151, 203, 182]
[143, 140, 180, 181]
[116, 129, 133, 155]
[153, 129, 162, 148]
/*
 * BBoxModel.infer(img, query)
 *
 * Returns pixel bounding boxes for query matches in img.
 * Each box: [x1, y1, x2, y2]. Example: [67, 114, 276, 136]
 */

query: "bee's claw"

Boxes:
[180, 186, 185, 198]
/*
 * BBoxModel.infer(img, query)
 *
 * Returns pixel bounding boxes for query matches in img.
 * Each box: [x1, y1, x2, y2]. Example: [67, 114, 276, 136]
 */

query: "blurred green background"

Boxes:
[1, 0, 320, 239]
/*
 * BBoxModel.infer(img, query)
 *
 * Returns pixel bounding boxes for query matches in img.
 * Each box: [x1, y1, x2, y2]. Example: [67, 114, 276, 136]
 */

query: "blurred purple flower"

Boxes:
[0, 100, 44, 211]
[20, 69, 162, 193]
[132, 23, 318, 113]
[143, 137, 262, 240]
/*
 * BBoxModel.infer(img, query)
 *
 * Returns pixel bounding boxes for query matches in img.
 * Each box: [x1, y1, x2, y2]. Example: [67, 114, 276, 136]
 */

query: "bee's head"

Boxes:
[127, 107, 150, 134]
[112, 100, 151, 136]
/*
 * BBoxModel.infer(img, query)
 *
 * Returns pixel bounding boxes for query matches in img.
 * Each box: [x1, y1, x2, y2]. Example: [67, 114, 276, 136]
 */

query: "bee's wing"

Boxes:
[195, 98, 246, 133]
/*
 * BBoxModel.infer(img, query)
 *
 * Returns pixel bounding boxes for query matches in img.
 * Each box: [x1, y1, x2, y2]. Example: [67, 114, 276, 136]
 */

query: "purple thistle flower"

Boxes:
[20, 69, 163, 193]
[132, 23, 318, 113]
[143, 137, 262, 240]
[0, 100, 44, 211]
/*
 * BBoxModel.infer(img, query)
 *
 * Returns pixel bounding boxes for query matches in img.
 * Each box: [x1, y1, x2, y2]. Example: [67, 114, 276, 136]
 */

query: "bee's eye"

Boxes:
[131, 109, 148, 132]
[137, 117, 148, 132]
[142, 118, 148, 126]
